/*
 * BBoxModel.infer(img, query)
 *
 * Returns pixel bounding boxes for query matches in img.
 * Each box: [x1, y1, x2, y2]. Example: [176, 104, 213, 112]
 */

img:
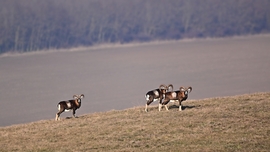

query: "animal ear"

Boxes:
[73, 95, 78, 99]
[80, 94, 84, 99]
[187, 87, 192, 93]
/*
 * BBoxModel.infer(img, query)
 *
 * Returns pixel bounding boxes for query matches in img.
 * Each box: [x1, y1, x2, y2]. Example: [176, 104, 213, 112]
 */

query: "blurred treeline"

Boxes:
[1, 0, 270, 54]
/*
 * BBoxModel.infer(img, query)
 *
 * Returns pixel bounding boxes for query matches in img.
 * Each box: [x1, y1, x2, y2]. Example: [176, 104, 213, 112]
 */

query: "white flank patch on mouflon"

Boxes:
[172, 92, 177, 98]
[66, 102, 72, 108]
[153, 90, 159, 96]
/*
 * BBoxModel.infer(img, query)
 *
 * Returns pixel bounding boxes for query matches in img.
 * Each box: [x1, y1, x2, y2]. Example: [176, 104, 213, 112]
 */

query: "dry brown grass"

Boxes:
[1, 92, 270, 152]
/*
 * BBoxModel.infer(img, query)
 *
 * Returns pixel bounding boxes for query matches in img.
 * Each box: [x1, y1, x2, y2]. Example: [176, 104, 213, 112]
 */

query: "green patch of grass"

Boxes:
[0, 92, 270, 151]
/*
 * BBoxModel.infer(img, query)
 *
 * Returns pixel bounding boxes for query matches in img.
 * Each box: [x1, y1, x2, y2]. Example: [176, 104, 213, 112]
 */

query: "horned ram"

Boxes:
[145, 84, 173, 112]
[55, 94, 84, 121]
[160, 86, 192, 111]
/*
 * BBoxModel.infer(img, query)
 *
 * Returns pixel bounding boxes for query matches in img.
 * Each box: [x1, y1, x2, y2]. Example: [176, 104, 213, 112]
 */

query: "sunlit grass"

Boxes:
[0, 92, 269, 151]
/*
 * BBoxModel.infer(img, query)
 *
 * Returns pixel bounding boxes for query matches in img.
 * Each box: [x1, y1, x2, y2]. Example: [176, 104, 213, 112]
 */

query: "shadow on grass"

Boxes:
[146, 104, 199, 112]
[168, 104, 197, 110]
[65, 116, 78, 119]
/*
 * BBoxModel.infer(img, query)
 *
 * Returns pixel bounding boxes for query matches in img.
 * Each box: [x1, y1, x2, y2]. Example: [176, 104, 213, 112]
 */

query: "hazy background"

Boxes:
[1, 0, 270, 54]
[1, 35, 270, 127]
[1, 1, 270, 127]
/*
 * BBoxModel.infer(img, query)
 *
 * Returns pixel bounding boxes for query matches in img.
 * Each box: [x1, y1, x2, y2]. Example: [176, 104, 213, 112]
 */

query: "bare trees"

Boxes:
[0, 0, 270, 54]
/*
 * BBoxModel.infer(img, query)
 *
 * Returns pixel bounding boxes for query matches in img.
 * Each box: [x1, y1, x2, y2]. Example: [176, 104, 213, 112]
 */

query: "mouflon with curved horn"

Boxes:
[55, 94, 84, 121]
[145, 84, 173, 112]
[160, 86, 192, 111]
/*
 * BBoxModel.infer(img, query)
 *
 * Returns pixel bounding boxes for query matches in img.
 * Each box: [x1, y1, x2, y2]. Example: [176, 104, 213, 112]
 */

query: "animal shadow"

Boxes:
[168, 104, 196, 110]
[65, 116, 78, 119]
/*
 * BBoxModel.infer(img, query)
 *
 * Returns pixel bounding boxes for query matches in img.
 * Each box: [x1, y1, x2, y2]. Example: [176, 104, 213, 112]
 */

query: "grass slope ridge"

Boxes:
[1, 92, 270, 151]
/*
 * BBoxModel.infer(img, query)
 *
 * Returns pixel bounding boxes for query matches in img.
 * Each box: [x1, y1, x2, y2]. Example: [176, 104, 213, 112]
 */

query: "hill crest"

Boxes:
[0, 92, 270, 151]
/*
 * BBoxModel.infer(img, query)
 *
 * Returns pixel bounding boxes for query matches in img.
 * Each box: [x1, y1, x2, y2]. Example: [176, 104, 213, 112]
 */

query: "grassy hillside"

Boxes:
[0, 92, 270, 151]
